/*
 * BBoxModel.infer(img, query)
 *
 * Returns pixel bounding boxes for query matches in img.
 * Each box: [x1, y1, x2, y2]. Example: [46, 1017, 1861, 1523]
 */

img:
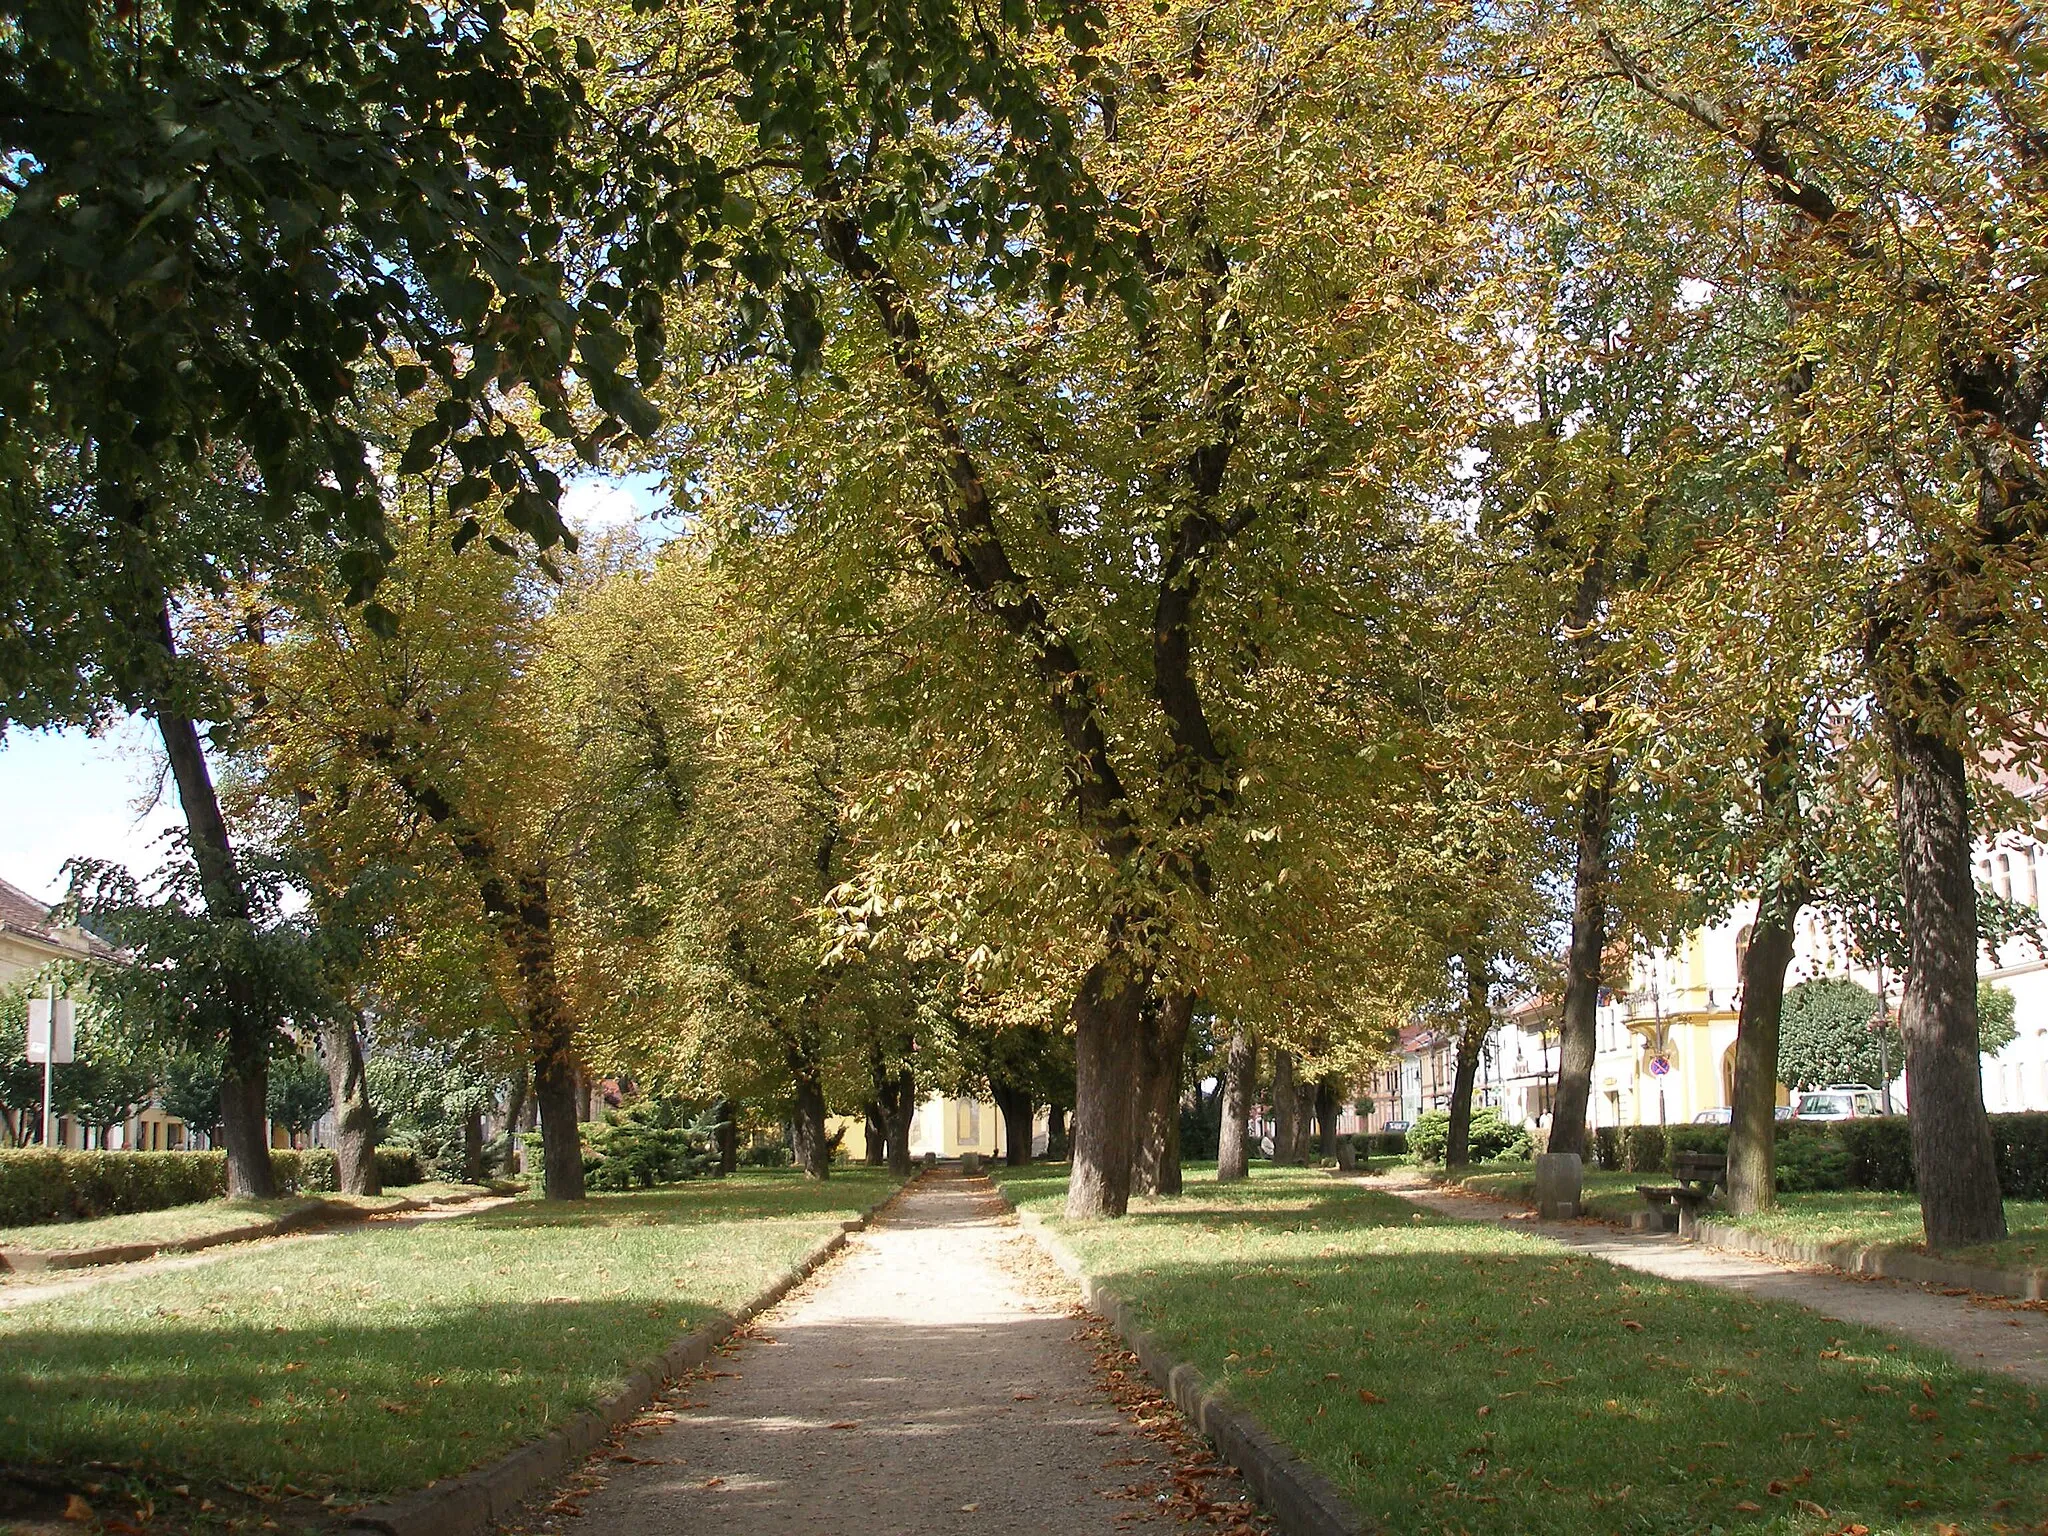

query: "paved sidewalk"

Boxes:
[1367, 1171, 2048, 1386]
[553, 1171, 1262, 1536]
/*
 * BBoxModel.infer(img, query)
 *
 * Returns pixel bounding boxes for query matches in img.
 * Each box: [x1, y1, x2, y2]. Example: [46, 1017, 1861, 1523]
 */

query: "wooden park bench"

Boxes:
[1635, 1151, 1727, 1238]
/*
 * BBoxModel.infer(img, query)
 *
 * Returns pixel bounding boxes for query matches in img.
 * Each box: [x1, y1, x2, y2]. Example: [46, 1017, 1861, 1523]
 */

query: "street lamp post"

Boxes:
[1871, 958, 1895, 1115]
[25, 979, 77, 1147]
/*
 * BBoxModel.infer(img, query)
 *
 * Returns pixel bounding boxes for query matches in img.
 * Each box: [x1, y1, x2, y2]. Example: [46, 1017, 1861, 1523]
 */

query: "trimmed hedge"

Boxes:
[1602, 1113, 2048, 1200]
[0, 1150, 226, 1227]
[1351, 1131, 1409, 1158]
[0, 1144, 427, 1229]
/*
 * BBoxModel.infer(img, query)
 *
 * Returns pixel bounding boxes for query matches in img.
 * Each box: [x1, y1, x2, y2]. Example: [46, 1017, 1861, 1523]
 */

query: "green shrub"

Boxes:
[375, 1146, 425, 1187]
[1467, 1107, 1534, 1161]
[1837, 1118, 1914, 1191]
[1991, 1113, 2048, 1201]
[0, 1150, 228, 1227]
[582, 1103, 720, 1191]
[1407, 1111, 1449, 1164]
[1612, 1125, 1666, 1172]
[1593, 1126, 1620, 1171]
[1351, 1131, 1408, 1159]
[1405, 1108, 1531, 1166]
[1775, 1134, 1853, 1192]
[739, 1141, 791, 1168]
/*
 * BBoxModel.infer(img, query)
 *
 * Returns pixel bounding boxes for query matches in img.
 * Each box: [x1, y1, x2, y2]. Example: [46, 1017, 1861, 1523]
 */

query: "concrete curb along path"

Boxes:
[338, 1177, 909, 1536]
[1690, 1216, 2048, 1301]
[1419, 1166, 2048, 1302]
[1369, 1172, 2048, 1386]
[997, 1191, 1367, 1536]
[0, 1189, 491, 1275]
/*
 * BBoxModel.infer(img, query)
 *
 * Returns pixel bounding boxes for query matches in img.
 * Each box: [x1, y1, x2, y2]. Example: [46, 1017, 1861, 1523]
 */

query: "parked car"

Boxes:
[1693, 1106, 1796, 1124]
[1383, 1120, 1411, 1134]
[1793, 1085, 1886, 1120]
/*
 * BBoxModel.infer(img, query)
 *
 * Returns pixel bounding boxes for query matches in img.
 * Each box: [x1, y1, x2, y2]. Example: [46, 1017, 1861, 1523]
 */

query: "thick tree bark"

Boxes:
[1728, 882, 1800, 1214]
[786, 1041, 831, 1180]
[882, 1069, 916, 1176]
[1445, 1032, 1484, 1170]
[1047, 1101, 1067, 1153]
[1315, 1076, 1341, 1160]
[1446, 959, 1492, 1170]
[462, 1110, 486, 1184]
[1133, 992, 1193, 1196]
[155, 703, 276, 1199]
[713, 1097, 738, 1175]
[863, 1102, 888, 1166]
[317, 1012, 380, 1196]
[1216, 1028, 1256, 1182]
[993, 1085, 1035, 1167]
[501, 1067, 528, 1176]
[1270, 1050, 1299, 1166]
[1883, 694, 2007, 1247]
[511, 873, 584, 1201]
[1548, 758, 1615, 1159]
[1066, 960, 1149, 1218]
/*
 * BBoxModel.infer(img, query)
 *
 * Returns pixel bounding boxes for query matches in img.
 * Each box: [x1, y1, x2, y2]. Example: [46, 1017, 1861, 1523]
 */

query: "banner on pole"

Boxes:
[25, 998, 76, 1064]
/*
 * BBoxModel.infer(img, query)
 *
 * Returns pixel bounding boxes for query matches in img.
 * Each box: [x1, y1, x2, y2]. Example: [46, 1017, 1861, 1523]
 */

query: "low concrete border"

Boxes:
[996, 1190, 1368, 1536]
[0, 1189, 494, 1274]
[1406, 1168, 2048, 1302]
[337, 1175, 912, 1536]
[1691, 1217, 2048, 1301]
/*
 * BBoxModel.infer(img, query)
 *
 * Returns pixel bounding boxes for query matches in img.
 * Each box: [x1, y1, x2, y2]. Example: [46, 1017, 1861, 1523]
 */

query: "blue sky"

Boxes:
[0, 473, 663, 905]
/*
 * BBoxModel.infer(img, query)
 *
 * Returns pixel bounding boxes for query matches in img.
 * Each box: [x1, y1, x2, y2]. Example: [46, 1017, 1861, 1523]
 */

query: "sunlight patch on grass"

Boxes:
[995, 1165, 2047, 1535]
[0, 1169, 896, 1498]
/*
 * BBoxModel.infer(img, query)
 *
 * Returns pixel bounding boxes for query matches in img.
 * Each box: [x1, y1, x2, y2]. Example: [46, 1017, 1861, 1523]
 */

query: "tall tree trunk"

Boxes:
[1726, 723, 1805, 1214]
[993, 1086, 1035, 1167]
[713, 1097, 738, 1175]
[1271, 1050, 1299, 1166]
[1549, 758, 1615, 1159]
[317, 1012, 380, 1196]
[1066, 960, 1148, 1219]
[501, 1067, 528, 1176]
[155, 700, 276, 1199]
[1047, 1101, 1067, 1153]
[1216, 1027, 1256, 1182]
[786, 1042, 831, 1180]
[462, 1110, 486, 1185]
[1315, 1076, 1341, 1160]
[883, 1069, 915, 1176]
[1291, 1078, 1315, 1164]
[511, 873, 584, 1201]
[1133, 992, 1193, 1197]
[531, 1051, 584, 1201]
[1446, 959, 1492, 1170]
[1882, 691, 2006, 1247]
[1728, 883, 1800, 1214]
[863, 1102, 888, 1166]
[1446, 1032, 1484, 1171]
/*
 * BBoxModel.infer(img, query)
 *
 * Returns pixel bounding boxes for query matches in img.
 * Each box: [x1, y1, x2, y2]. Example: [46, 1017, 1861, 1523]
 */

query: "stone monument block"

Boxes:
[1534, 1151, 1583, 1221]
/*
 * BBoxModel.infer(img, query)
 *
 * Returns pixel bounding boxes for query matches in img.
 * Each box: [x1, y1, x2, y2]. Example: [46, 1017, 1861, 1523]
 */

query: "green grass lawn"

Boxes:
[0, 1185, 488, 1257]
[1703, 1192, 2048, 1270]
[996, 1164, 2046, 1536]
[1, 1168, 896, 1513]
[1441, 1162, 1649, 1222]
[1438, 1161, 2048, 1269]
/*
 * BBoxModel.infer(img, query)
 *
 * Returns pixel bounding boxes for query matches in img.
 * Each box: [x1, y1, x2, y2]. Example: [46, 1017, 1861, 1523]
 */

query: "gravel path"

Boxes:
[1367, 1171, 2048, 1386]
[541, 1170, 1267, 1536]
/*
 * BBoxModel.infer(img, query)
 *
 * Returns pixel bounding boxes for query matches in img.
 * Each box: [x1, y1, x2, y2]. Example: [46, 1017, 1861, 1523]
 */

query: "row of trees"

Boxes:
[6, 0, 2045, 1245]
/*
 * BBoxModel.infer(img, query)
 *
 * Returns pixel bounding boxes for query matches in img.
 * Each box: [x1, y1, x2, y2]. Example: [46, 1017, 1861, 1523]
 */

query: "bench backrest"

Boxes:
[1674, 1150, 1728, 1185]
